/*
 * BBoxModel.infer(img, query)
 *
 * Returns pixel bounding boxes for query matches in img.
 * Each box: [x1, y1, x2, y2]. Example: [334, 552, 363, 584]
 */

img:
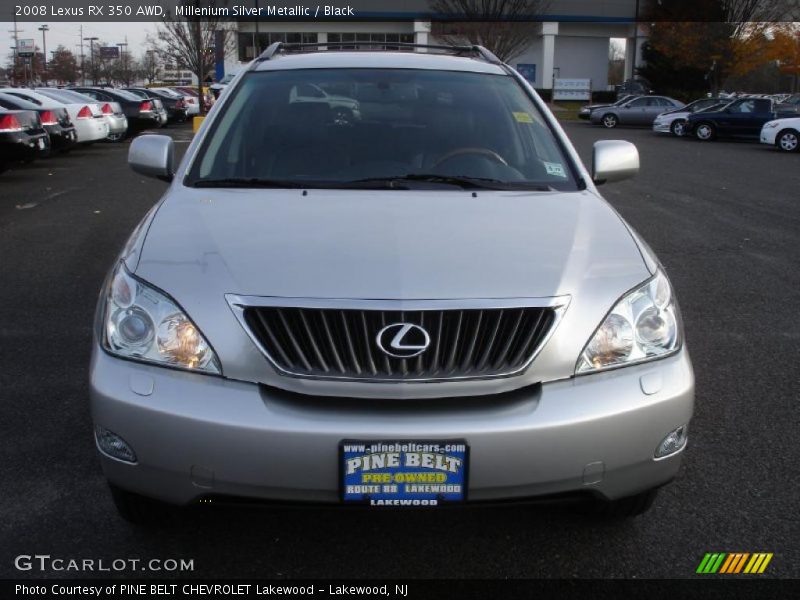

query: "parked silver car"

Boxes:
[591, 96, 685, 128]
[92, 44, 694, 523]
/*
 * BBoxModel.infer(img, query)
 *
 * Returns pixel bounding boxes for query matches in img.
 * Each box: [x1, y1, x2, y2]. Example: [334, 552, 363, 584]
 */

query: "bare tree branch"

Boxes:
[429, 0, 552, 62]
[155, 0, 235, 112]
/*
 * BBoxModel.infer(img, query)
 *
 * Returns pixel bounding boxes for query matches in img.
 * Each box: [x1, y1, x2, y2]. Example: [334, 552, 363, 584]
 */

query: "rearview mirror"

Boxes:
[128, 134, 175, 182]
[592, 140, 639, 185]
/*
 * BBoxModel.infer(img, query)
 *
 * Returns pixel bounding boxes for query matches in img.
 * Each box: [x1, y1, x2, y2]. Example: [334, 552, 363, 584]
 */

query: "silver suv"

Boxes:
[92, 43, 694, 522]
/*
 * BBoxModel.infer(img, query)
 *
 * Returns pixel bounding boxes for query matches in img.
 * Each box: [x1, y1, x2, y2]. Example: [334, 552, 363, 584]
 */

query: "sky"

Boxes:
[1, 21, 159, 63]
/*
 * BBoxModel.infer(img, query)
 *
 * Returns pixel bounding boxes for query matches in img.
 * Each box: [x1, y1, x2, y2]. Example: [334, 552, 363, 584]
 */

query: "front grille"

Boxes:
[243, 307, 556, 381]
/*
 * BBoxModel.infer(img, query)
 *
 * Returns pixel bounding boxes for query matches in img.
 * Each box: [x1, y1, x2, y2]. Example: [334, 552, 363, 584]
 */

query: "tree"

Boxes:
[155, 1, 234, 112]
[140, 42, 161, 85]
[47, 46, 79, 84]
[429, 0, 552, 62]
[642, 0, 791, 95]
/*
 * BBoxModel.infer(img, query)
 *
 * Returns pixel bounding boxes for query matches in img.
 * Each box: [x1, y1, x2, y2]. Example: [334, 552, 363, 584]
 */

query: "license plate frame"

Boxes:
[339, 439, 469, 507]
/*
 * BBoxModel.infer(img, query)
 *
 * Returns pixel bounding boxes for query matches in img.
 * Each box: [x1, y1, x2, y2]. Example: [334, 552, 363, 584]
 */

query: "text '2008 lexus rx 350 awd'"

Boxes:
[91, 43, 694, 523]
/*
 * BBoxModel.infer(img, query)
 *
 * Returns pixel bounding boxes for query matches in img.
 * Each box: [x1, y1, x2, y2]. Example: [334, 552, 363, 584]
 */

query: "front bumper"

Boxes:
[91, 347, 694, 506]
[0, 130, 50, 160]
[652, 122, 671, 133]
[760, 130, 777, 145]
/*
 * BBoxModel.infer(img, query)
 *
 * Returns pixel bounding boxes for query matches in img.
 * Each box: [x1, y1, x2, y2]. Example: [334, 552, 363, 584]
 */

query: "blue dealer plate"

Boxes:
[340, 440, 468, 506]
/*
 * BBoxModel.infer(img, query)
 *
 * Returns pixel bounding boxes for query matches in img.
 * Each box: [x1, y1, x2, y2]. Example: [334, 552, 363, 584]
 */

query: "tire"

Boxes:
[109, 484, 177, 526]
[776, 129, 799, 153]
[695, 122, 715, 141]
[670, 119, 686, 137]
[601, 113, 618, 129]
[577, 488, 659, 519]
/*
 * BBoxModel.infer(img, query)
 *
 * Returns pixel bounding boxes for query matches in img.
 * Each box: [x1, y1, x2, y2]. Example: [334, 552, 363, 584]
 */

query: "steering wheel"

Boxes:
[431, 147, 508, 169]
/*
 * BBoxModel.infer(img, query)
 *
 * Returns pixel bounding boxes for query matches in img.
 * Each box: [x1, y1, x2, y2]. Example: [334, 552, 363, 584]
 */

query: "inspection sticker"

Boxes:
[341, 440, 468, 506]
[513, 111, 534, 124]
[544, 161, 567, 178]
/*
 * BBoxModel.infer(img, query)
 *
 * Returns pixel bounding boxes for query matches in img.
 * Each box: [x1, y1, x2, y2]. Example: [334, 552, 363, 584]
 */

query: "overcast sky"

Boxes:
[1, 21, 158, 63]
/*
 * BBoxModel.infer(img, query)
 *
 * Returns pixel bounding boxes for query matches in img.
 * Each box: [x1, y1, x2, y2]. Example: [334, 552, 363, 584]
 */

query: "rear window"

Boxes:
[188, 68, 578, 191]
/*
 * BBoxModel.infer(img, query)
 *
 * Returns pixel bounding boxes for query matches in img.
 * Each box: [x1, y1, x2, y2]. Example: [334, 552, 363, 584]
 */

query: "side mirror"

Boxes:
[128, 134, 175, 182]
[592, 140, 639, 185]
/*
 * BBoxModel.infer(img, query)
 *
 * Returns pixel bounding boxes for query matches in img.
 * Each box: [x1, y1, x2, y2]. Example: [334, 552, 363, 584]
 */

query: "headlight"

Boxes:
[576, 270, 681, 374]
[764, 121, 780, 129]
[103, 262, 221, 374]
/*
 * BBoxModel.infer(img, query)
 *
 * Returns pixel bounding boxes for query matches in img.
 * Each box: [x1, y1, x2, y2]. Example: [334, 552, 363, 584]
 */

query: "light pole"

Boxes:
[38, 24, 49, 85]
[117, 40, 128, 85]
[84, 36, 98, 84]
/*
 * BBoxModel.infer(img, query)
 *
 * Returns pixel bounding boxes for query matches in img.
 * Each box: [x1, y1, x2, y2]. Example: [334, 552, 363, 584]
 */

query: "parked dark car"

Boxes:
[0, 92, 76, 152]
[615, 78, 653, 100]
[684, 97, 798, 141]
[776, 93, 800, 113]
[71, 87, 161, 135]
[0, 107, 50, 172]
[125, 87, 187, 123]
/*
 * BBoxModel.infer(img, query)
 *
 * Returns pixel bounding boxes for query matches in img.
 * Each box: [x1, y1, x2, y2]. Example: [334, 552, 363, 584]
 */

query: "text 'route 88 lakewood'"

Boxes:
[15, 583, 409, 596]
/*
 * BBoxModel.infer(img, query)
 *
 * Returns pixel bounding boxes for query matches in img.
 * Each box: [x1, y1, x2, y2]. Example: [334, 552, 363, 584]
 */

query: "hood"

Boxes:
[136, 188, 648, 301]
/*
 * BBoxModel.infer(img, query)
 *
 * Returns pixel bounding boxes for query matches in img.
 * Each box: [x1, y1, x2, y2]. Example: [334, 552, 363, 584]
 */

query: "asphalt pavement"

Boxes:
[1, 122, 798, 579]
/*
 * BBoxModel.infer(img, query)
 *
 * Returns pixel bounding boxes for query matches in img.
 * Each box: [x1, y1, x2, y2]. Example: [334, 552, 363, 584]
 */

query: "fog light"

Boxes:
[655, 425, 688, 458]
[95, 425, 137, 463]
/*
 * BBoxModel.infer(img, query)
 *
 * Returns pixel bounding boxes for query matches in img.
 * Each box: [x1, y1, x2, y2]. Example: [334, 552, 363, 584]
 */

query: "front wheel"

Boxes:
[776, 129, 799, 152]
[601, 113, 618, 129]
[695, 122, 715, 141]
[671, 119, 687, 137]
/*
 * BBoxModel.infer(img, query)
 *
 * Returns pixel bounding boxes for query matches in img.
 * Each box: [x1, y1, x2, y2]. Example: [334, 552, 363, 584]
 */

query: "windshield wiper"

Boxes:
[192, 177, 309, 189]
[341, 174, 553, 191]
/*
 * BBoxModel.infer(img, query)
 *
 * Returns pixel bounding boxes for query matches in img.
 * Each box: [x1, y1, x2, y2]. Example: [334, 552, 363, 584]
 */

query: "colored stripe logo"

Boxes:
[696, 552, 773, 574]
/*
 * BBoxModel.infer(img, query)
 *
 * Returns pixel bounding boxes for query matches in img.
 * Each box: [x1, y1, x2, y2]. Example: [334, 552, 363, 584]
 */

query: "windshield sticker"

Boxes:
[513, 111, 534, 124]
[544, 162, 567, 178]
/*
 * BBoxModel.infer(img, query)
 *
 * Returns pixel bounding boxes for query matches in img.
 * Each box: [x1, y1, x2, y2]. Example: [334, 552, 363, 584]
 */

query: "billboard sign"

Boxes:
[18, 39, 36, 57]
[99, 46, 120, 60]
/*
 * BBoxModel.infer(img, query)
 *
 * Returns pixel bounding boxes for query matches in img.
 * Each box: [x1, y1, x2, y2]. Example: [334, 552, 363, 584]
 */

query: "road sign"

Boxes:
[18, 39, 35, 57]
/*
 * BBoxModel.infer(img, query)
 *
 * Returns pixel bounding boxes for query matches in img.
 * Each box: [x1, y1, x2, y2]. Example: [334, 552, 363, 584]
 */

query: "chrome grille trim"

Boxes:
[226, 295, 570, 383]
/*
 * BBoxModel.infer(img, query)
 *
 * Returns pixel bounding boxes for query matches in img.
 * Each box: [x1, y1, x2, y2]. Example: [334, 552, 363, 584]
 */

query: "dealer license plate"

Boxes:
[340, 440, 468, 507]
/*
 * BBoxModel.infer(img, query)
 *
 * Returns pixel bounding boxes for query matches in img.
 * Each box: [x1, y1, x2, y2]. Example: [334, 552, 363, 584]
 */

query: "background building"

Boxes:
[227, 0, 646, 90]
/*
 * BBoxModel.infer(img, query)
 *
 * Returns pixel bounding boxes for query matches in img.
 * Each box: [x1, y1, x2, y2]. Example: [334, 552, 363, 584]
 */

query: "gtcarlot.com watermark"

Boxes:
[14, 554, 194, 573]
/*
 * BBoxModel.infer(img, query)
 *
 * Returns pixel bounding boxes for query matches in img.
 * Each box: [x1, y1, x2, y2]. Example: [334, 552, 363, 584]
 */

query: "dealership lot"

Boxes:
[1, 122, 797, 578]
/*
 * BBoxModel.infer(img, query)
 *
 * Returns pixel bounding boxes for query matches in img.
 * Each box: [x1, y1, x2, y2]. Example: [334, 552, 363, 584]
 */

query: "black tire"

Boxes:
[776, 129, 799, 153]
[577, 488, 659, 519]
[601, 113, 618, 129]
[670, 119, 687, 137]
[694, 122, 716, 141]
[109, 484, 177, 526]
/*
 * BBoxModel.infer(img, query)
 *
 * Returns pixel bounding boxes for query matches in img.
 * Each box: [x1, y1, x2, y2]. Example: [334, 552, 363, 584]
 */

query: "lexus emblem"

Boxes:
[376, 323, 431, 358]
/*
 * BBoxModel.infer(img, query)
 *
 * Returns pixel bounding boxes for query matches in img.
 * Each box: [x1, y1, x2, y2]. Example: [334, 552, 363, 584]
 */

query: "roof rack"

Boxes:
[252, 41, 503, 66]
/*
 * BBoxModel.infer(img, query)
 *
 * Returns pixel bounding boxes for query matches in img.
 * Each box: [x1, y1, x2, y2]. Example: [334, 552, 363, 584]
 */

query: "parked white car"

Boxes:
[0, 87, 109, 143]
[760, 117, 800, 152]
[37, 88, 128, 141]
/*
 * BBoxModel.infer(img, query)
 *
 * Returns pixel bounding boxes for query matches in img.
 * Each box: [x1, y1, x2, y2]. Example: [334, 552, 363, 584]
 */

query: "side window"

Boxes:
[81, 91, 99, 100]
[628, 98, 648, 108]
[9, 92, 41, 105]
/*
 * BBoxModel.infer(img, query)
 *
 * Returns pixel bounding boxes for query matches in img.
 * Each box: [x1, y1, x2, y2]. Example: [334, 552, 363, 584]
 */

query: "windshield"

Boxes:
[188, 68, 577, 191]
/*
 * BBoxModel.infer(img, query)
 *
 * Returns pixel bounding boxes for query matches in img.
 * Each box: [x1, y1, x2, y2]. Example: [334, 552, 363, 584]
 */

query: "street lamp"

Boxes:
[38, 24, 49, 85]
[84, 36, 99, 84]
[117, 41, 128, 85]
